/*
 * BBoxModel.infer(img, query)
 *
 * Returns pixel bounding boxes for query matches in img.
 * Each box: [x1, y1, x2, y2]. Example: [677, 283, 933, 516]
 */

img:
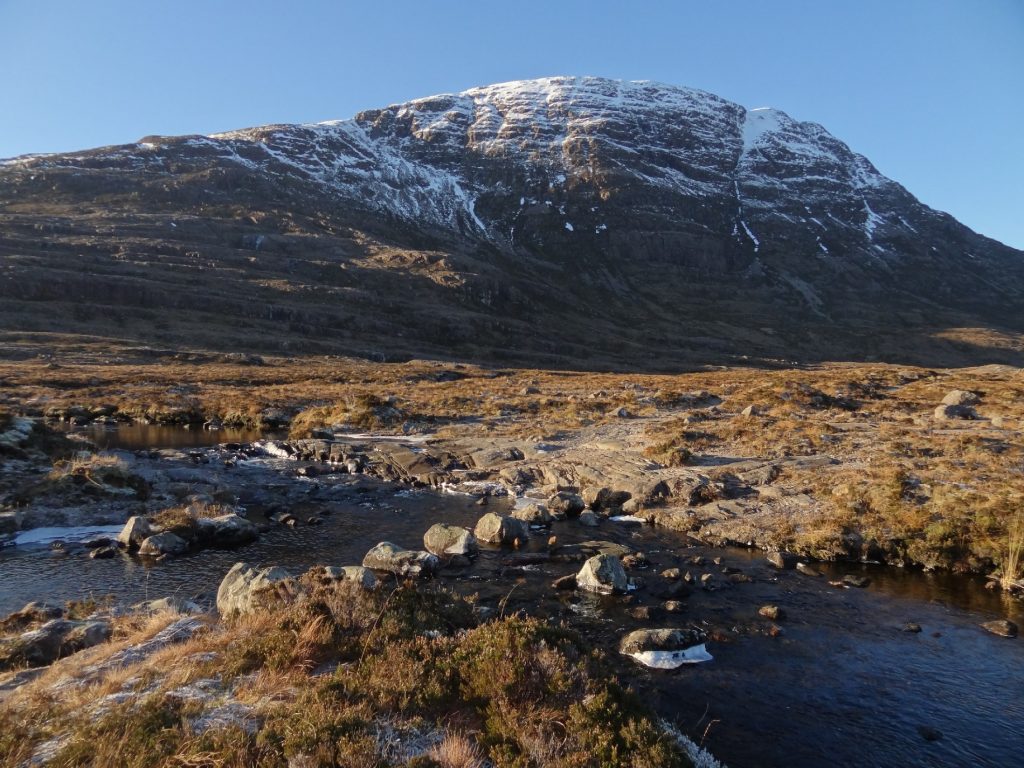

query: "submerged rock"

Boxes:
[576, 554, 629, 595]
[981, 619, 1018, 638]
[216, 562, 295, 617]
[619, 628, 712, 669]
[758, 605, 785, 621]
[362, 542, 439, 578]
[766, 551, 797, 570]
[198, 514, 260, 546]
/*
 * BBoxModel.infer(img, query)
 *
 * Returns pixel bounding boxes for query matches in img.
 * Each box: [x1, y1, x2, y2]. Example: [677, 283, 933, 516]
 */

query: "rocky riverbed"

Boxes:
[1, 417, 1022, 767]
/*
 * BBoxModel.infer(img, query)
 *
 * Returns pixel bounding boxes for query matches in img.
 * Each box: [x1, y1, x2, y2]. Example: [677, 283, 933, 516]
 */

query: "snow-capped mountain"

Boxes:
[0, 76, 1021, 367]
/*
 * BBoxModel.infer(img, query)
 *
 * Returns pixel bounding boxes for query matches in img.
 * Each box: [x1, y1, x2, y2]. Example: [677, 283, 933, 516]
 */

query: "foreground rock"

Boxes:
[362, 542, 439, 578]
[216, 562, 295, 617]
[422, 524, 478, 560]
[576, 554, 629, 595]
[619, 628, 713, 669]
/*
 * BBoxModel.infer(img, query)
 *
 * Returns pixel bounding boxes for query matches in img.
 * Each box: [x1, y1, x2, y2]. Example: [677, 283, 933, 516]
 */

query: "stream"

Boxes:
[1, 433, 1022, 768]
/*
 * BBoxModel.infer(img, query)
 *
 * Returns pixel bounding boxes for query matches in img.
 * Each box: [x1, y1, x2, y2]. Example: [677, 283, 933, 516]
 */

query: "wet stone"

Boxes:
[980, 619, 1017, 638]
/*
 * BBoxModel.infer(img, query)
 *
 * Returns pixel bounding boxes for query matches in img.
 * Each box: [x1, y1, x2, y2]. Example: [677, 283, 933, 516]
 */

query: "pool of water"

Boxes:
[60, 422, 269, 450]
[1, 448, 1021, 768]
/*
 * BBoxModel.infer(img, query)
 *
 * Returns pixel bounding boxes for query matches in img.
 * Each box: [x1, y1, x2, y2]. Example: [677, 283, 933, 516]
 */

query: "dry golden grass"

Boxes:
[1, 580, 692, 768]
[427, 732, 486, 768]
[3, 342, 1022, 576]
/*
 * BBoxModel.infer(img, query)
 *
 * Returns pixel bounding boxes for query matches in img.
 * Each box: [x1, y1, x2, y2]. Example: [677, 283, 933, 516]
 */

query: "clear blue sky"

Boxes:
[2, 0, 1022, 249]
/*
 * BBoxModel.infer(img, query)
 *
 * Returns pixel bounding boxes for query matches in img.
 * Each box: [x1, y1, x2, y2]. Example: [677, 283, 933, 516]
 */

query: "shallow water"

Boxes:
[2, 444, 1022, 768]
[61, 422, 268, 450]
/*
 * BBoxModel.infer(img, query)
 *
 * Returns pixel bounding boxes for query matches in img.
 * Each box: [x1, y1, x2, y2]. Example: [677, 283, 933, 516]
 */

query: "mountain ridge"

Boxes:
[0, 76, 1021, 369]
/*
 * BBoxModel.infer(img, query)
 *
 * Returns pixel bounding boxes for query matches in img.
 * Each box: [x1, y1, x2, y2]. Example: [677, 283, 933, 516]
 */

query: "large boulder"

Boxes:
[473, 512, 528, 545]
[362, 542, 439, 578]
[138, 532, 189, 557]
[216, 562, 296, 617]
[423, 524, 478, 559]
[576, 554, 629, 594]
[117, 516, 153, 550]
[199, 513, 260, 546]
[619, 628, 712, 669]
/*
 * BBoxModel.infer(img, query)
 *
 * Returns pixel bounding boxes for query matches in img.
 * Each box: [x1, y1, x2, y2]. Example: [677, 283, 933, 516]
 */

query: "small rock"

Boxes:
[980, 619, 1018, 638]
[202, 514, 260, 546]
[842, 574, 871, 588]
[547, 491, 585, 518]
[663, 600, 685, 613]
[578, 510, 600, 527]
[941, 390, 979, 407]
[138, 532, 189, 558]
[766, 551, 797, 570]
[89, 546, 118, 560]
[902, 622, 922, 633]
[473, 513, 529, 546]
[362, 542, 439, 578]
[423, 523, 478, 559]
[316, 565, 378, 590]
[621, 553, 648, 570]
[619, 628, 712, 668]
[629, 605, 665, 622]
[661, 568, 682, 580]
[512, 503, 553, 526]
[740, 404, 761, 418]
[217, 563, 296, 617]
[796, 562, 822, 577]
[758, 605, 784, 621]
[116, 516, 153, 550]
[576, 554, 629, 595]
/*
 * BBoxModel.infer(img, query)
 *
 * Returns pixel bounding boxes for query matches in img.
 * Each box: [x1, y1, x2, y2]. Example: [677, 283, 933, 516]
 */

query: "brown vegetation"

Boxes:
[0, 579, 692, 768]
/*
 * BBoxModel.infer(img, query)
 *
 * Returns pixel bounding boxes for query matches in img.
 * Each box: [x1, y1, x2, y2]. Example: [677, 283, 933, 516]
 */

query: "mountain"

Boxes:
[1, 76, 1021, 368]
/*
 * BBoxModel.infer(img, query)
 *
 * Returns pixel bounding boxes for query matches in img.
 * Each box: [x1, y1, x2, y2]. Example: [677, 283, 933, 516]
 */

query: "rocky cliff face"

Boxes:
[0, 76, 1021, 367]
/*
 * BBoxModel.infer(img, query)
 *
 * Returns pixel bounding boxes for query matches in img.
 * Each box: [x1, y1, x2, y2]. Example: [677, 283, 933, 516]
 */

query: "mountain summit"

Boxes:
[1, 76, 1021, 367]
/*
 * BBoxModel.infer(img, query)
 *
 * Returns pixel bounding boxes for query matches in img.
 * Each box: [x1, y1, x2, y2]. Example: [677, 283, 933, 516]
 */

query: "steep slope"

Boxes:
[0, 76, 1021, 368]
